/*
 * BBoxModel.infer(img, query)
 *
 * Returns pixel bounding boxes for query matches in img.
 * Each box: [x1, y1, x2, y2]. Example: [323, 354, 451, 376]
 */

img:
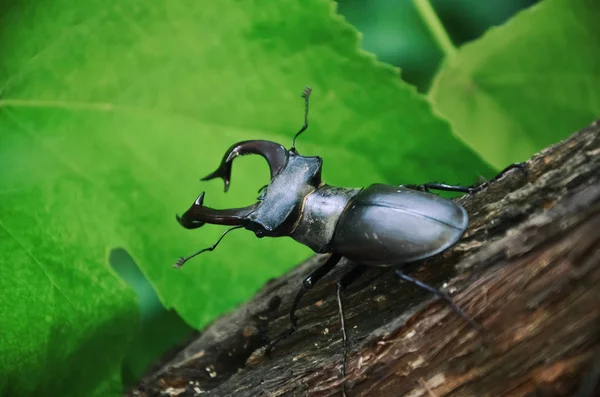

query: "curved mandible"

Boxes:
[201, 140, 288, 192]
[176, 192, 259, 229]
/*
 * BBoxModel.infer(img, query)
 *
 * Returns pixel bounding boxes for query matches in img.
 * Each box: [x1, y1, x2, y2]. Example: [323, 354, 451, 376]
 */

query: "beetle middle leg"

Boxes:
[335, 264, 368, 397]
[394, 270, 483, 331]
[266, 252, 342, 354]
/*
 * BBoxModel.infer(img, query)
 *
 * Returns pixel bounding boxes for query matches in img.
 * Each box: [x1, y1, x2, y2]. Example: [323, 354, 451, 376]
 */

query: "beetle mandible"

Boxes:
[175, 87, 522, 391]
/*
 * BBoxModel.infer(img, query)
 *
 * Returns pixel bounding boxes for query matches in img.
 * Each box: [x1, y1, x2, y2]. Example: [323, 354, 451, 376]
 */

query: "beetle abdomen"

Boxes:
[331, 184, 468, 265]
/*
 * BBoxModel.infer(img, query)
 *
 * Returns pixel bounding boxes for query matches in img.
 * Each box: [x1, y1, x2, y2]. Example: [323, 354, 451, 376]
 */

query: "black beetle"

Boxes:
[175, 87, 523, 393]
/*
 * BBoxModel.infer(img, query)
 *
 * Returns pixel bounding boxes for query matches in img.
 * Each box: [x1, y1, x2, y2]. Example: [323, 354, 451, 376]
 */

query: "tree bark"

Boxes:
[131, 121, 600, 397]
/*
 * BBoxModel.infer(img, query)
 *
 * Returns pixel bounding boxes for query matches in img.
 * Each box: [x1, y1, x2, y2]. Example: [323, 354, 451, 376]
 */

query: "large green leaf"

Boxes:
[0, 0, 491, 394]
[429, 0, 600, 168]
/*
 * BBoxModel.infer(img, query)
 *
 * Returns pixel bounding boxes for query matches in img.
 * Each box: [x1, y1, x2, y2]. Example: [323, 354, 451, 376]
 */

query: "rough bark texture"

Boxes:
[131, 121, 600, 397]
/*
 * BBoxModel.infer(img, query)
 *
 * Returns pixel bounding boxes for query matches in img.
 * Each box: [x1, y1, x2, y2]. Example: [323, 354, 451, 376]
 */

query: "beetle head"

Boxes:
[177, 141, 323, 238]
[177, 140, 290, 232]
[174, 88, 316, 267]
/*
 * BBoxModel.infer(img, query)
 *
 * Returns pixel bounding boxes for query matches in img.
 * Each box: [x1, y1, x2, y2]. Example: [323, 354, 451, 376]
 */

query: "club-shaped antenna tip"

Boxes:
[173, 257, 185, 269]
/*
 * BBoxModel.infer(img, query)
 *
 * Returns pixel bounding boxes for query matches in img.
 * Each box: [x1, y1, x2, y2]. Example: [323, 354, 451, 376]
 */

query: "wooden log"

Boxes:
[131, 121, 600, 397]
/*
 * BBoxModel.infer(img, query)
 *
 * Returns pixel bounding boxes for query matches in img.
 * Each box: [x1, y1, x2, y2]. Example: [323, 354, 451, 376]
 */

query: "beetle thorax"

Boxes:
[289, 185, 361, 252]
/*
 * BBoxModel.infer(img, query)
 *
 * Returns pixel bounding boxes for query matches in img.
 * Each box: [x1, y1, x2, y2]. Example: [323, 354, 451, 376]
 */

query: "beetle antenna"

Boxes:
[174, 225, 243, 268]
[291, 86, 312, 151]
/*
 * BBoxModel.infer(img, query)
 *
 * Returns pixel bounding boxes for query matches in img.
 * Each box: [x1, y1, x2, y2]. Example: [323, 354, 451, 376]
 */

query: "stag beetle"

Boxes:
[175, 87, 523, 392]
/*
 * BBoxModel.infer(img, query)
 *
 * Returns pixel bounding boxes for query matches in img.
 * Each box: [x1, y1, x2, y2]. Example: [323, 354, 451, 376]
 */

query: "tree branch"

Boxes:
[131, 121, 600, 397]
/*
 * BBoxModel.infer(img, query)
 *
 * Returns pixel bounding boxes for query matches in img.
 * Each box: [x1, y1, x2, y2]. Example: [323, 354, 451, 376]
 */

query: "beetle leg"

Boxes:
[265, 252, 342, 355]
[407, 162, 527, 195]
[338, 264, 369, 290]
[394, 270, 483, 331]
[173, 225, 243, 268]
[201, 140, 288, 192]
[336, 281, 349, 397]
[335, 264, 368, 397]
[470, 161, 527, 193]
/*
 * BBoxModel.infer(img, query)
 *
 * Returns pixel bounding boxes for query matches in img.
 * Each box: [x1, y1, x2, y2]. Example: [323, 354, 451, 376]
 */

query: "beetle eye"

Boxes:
[257, 184, 268, 201]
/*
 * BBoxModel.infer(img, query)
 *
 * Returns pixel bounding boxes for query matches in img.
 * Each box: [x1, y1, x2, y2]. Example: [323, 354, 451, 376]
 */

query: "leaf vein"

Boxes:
[0, 218, 76, 311]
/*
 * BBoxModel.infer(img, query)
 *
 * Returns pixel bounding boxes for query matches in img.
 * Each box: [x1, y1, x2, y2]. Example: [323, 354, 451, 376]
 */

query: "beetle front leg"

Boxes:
[265, 252, 342, 355]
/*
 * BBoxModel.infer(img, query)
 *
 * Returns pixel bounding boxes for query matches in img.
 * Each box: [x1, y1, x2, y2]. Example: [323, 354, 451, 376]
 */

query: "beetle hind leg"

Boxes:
[394, 270, 483, 331]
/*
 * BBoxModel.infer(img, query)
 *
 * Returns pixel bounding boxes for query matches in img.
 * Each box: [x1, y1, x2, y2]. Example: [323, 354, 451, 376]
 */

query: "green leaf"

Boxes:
[0, 0, 491, 394]
[0, 121, 139, 395]
[429, 0, 600, 168]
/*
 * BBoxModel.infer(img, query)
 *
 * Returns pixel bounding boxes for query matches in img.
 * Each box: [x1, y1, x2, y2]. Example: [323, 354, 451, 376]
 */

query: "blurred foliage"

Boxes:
[430, 0, 600, 167]
[338, 0, 539, 92]
[0, 0, 597, 395]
